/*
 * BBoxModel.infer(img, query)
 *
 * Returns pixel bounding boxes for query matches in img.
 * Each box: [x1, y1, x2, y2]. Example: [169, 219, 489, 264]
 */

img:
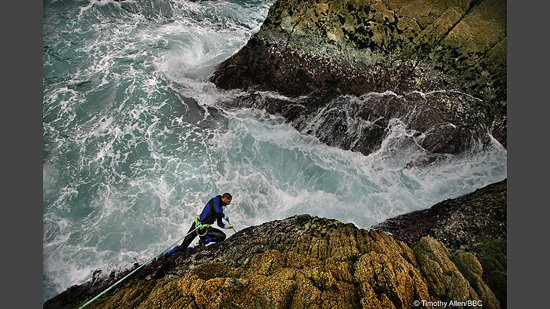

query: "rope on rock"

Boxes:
[78, 227, 197, 309]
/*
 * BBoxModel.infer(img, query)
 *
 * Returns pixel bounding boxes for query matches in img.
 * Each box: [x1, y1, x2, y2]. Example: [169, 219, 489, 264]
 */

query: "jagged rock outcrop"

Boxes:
[45, 213, 501, 308]
[374, 179, 507, 307]
[210, 0, 506, 156]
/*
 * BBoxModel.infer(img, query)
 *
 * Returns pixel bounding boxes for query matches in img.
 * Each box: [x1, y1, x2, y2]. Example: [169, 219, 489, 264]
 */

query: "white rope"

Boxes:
[78, 227, 198, 308]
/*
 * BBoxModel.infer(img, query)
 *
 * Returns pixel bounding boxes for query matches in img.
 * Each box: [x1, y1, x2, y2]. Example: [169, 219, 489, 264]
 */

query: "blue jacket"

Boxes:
[199, 195, 227, 228]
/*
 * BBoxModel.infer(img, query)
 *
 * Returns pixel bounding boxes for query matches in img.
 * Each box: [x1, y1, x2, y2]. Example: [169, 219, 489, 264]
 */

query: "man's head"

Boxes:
[221, 193, 232, 205]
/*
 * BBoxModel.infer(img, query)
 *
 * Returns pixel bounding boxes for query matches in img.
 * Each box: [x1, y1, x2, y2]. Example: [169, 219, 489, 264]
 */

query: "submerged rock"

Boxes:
[45, 211, 502, 308]
[210, 0, 507, 155]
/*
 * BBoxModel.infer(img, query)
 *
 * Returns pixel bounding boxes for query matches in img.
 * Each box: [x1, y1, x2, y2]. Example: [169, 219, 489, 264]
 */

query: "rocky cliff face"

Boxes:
[374, 179, 507, 307]
[210, 0, 506, 156]
[45, 204, 504, 308]
[44, 1, 507, 306]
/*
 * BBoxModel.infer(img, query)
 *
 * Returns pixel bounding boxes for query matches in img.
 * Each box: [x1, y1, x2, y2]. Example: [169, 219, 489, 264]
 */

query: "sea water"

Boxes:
[42, 0, 507, 301]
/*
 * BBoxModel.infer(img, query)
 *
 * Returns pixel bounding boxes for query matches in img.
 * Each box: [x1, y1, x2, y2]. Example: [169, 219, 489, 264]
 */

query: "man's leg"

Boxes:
[166, 222, 197, 256]
[200, 227, 226, 245]
[179, 222, 200, 249]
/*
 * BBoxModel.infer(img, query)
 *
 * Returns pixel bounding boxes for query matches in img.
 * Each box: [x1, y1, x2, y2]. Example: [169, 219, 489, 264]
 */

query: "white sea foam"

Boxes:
[42, 0, 506, 302]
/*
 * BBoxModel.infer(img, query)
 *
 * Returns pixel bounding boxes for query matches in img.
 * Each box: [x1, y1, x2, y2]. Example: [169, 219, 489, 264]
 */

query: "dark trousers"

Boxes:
[172, 222, 226, 254]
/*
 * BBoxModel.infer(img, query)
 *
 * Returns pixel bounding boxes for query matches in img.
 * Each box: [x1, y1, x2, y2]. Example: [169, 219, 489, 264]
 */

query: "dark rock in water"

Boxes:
[373, 179, 507, 307]
[229, 89, 492, 157]
[43, 0, 507, 306]
[210, 0, 507, 155]
[45, 210, 503, 308]
[373, 180, 506, 250]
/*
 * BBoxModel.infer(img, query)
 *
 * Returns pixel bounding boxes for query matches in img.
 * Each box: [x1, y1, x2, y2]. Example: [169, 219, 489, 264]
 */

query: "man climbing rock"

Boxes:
[165, 193, 233, 256]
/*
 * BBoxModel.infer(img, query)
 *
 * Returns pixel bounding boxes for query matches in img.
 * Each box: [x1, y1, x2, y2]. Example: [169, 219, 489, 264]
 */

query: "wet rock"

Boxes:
[210, 0, 507, 155]
[45, 213, 502, 308]
[374, 179, 507, 307]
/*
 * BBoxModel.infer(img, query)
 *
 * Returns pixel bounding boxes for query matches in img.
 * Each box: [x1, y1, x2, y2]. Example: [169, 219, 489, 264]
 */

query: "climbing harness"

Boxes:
[193, 217, 210, 236]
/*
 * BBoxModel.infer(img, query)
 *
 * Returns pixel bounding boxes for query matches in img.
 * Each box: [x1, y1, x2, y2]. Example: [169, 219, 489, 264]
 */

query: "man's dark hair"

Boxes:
[222, 193, 232, 200]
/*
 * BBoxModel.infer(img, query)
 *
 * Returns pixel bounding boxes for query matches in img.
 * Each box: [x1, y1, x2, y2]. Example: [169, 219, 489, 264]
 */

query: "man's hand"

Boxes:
[225, 224, 234, 229]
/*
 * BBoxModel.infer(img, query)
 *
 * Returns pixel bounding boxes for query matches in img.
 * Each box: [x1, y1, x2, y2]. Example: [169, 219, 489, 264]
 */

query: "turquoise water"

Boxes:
[42, 0, 507, 301]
